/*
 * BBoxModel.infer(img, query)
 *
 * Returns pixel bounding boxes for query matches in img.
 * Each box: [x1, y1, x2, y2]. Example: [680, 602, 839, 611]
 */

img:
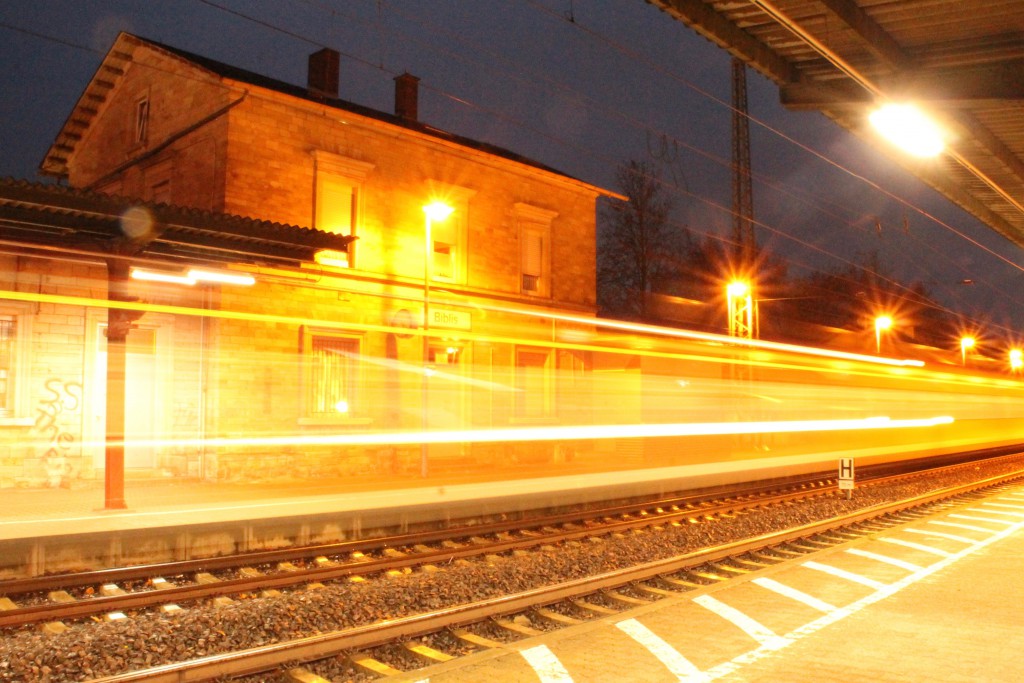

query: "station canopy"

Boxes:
[648, 0, 1024, 247]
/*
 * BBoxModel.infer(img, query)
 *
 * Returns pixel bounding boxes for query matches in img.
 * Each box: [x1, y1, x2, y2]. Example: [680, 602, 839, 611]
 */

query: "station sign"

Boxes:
[429, 308, 471, 331]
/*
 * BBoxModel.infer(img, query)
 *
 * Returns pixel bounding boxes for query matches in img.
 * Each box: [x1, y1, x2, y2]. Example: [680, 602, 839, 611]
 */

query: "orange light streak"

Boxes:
[467, 300, 925, 368]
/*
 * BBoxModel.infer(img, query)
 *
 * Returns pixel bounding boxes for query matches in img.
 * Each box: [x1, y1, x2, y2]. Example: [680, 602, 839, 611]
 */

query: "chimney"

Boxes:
[394, 72, 420, 121]
[307, 48, 339, 99]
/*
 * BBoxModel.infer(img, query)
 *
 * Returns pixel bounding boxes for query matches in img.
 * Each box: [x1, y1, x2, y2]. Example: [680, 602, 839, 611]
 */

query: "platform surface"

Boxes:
[413, 482, 1024, 682]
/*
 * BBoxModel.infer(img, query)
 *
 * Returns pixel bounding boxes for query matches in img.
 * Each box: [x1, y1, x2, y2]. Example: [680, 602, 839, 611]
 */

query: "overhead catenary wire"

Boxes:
[0, 2, 1020, 337]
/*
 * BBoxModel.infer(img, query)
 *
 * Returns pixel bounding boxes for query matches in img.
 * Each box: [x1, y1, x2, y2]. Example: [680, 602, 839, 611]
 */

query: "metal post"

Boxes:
[421, 214, 432, 478]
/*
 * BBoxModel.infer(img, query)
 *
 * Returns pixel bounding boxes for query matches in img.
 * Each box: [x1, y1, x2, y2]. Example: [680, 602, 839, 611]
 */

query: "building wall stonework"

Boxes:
[219, 86, 598, 309]
[40, 35, 609, 483]
[68, 46, 232, 211]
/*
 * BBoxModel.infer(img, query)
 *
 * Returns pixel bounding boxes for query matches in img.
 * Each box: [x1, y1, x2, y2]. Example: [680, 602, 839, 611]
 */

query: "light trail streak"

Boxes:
[85, 415, 953, 450]
[458, 299, 926, 367]
[7, 289, 1021, 391]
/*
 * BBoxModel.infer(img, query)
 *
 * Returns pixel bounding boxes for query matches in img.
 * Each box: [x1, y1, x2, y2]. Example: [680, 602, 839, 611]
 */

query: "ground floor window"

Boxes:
[306, 333, 360, 417]
[0, 315, 15, 416]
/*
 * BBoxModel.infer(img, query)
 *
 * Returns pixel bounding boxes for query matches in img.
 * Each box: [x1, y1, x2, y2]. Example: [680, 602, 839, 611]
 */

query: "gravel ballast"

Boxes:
[2, 459, 1023, 682]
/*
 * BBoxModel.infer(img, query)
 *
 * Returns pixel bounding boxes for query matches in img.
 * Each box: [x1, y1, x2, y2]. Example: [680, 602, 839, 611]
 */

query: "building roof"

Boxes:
[0, 178, 353, 268]
[42, 33, 618, 197]
[648, 0, 1024, 248]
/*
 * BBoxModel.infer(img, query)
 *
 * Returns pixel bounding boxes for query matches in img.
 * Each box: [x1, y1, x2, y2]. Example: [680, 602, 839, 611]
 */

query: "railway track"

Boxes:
[2, 450, 1023, 682]
[0, 450, 988, 629]
[84, 468, 1024, 683]
[1, 474, 840, 630]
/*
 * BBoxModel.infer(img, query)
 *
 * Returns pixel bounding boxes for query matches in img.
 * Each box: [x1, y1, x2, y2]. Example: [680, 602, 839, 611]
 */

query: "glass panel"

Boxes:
[516, 348, 550, 417]
[317, 177, 355, 235]
[0, 315, 14, 415]
[310, 336, 358, 415]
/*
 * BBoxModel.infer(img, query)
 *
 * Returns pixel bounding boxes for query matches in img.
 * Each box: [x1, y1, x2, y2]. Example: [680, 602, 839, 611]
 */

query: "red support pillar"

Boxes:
[103, 261, 142, 510]
[103, 321, 128, 509]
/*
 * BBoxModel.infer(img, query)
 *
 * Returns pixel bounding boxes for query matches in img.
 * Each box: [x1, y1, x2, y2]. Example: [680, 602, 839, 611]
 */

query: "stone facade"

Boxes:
[18, 33, 613, 483]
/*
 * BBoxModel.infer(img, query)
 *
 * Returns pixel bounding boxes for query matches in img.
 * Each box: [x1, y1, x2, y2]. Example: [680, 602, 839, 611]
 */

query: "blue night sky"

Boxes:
[1, 0, 1022, 332]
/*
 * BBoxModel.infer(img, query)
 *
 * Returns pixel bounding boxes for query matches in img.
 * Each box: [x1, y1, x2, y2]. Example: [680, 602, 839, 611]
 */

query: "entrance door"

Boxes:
[88, 324, 159, 471]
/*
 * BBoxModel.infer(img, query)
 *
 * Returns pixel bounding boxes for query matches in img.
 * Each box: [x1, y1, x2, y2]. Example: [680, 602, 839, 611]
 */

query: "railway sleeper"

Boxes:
[658, 575, 703, 590]
[349, 652, 403, 677]
[450, 627, 503, 649]
[602, 589, 650, 606]
[572, 597, 619, 616]
[493, 616, 543, 637]
[533, 606, 585, 626]
[633, 582, 679, 598]
[284, 666, 331, 683]
[404, 641, 455, 663]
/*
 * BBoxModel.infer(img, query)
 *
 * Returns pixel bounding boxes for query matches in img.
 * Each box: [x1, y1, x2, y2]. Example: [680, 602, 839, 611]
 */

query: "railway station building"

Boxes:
[0, 33, 620, 494]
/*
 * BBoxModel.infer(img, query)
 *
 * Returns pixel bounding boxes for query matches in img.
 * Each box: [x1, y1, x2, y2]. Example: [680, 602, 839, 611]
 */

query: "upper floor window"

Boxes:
[426, 185, 475, 285]
[313, 151, 374, 269]
[134, 95, 150, 147]
[514, 203, 557, 297]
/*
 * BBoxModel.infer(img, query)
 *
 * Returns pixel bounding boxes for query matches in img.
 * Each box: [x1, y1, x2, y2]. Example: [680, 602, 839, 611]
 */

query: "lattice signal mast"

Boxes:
[730, 57, 757, 339]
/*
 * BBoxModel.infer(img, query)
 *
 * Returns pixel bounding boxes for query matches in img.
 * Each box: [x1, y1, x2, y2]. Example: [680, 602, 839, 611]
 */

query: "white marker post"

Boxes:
[838, 458, 855, 500]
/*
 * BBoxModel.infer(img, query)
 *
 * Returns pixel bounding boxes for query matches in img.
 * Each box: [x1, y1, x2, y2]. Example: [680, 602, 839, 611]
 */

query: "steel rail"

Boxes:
[88, 466, 1024, 682]
[2, 448, 1020, 630]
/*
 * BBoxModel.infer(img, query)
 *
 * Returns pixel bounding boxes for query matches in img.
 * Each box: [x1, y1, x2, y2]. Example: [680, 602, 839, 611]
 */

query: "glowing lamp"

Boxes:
[314, 249, 350, 268]
[130, 267, 195, 285]
[960, 336, 975, 366]
[726, 281, 748, 298]
[874, 315, 893, 354]
[869, 103, 944, 158]
[186, 269, 255, 286]
[423, 201, 454, 222]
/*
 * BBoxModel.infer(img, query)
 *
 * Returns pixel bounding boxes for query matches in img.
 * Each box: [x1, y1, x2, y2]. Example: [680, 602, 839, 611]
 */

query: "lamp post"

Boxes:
[421, 202, 453, 477]
[960, 336, 975, 366]
[874, 315, 892, 354]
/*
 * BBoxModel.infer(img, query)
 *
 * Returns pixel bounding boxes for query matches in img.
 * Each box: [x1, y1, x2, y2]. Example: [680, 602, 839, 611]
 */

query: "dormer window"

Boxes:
[134, 95, 150, 146]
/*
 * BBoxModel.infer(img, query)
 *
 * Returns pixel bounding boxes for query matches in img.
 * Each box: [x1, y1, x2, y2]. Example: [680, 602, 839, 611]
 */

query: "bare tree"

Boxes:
[597, 160, 686, 319]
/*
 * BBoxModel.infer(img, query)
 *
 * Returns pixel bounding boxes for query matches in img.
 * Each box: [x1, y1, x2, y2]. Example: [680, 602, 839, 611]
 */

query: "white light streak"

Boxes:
[91, 415, 954, 451]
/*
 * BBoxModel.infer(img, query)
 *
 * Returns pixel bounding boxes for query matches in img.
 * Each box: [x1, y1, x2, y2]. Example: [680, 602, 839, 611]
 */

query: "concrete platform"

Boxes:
[412, 482, 1024, 682]
[0, 459, 750, 577]
[0, 469, 587, 577]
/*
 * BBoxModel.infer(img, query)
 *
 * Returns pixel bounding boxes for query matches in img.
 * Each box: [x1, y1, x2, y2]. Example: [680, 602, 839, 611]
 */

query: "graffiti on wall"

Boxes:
[34, 378, 83, 486]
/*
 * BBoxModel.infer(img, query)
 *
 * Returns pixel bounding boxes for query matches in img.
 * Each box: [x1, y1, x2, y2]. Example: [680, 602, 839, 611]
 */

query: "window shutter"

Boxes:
[522, 231, 543, 276]
[318, 178, 355, 235]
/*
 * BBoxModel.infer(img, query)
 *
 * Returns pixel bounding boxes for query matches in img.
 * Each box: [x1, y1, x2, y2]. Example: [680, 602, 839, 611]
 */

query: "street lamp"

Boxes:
[421, 201, 453, 477]
[727, 281, 755, 339]
[869, 103, 945, 158]
[1009, 349, 1023, 372]
[874, 315, 893, 354]
[960, 336, 975, 366]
